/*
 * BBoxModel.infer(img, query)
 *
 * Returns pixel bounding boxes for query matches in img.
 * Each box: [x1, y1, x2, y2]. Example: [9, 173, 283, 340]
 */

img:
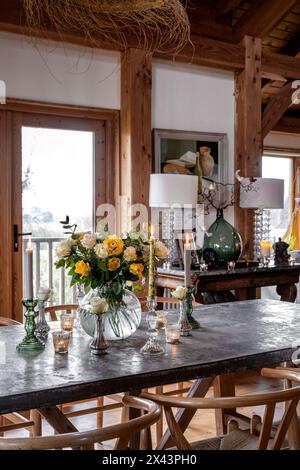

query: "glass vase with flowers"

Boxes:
[55, 220, 168, 341]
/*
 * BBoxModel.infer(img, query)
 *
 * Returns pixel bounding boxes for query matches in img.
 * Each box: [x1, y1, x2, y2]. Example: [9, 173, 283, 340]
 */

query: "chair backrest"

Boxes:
[142, 368, 300, 451]
[44, 304, 78, 321]
[0, 396, 160, 450]
[0, 317, 21, 327]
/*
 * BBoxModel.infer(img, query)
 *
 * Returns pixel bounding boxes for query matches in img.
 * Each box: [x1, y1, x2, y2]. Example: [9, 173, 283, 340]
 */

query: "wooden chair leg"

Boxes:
[155, 386, 163, 443]
[29, 410, 42, 437]
[96, 397, 104, 429]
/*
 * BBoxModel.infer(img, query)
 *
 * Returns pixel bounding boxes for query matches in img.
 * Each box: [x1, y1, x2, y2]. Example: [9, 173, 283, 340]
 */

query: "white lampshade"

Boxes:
[149, 174, 198, 208]
[240, 178, 284, 209]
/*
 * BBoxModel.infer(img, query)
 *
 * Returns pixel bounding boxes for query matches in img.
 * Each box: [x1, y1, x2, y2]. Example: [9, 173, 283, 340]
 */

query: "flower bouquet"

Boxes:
[55, 223, 168, 340]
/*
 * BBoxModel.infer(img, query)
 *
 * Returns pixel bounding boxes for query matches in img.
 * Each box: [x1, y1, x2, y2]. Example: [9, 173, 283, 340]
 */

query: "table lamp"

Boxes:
[239, 177, 284, 259]
[149, 174, 198, 269]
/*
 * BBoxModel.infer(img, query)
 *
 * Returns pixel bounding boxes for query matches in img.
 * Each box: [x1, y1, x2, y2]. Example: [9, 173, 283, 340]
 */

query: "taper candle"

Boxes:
[25, 237, 34, 299]
[184, 233, 191, 287]
[148, 224, 156, 300]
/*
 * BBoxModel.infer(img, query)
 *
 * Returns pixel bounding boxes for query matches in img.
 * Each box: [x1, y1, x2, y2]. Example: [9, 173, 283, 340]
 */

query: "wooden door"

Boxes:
[0, 100, 119, 321]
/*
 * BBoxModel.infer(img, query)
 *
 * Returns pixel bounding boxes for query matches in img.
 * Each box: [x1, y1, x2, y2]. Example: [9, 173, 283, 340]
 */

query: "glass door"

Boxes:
[11, 110, 110, 320]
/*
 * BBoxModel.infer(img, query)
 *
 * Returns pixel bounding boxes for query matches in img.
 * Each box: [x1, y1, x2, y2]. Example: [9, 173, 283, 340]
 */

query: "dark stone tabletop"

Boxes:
[1, 299, 300, 414]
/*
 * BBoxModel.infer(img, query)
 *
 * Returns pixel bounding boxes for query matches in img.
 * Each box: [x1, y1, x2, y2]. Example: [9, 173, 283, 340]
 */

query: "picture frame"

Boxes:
[174, 230, 201, 269]
[153, 128, 228, 185]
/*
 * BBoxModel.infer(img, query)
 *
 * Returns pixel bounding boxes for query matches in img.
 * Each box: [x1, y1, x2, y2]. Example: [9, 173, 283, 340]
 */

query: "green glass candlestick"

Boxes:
[186, 288, 200, 330]
[17, 299, 45, 352]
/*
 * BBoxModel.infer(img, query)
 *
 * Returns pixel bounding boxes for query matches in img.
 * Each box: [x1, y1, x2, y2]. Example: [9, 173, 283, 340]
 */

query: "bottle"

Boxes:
[194, 152, 202, 194]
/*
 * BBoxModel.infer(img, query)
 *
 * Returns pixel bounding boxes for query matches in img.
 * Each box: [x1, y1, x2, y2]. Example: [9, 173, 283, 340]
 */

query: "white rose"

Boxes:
[124, 246, 137, 262]
[90, 296, 108, 315]
[56, 240, 72, 258]
[81, 233, 97, 249]
[172, 286, 188, 300]
[155, 241, 169, 259]
[94, 243, 109, 259]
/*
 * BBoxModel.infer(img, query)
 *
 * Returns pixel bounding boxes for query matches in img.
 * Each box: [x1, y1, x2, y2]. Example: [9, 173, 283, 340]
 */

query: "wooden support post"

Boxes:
[235, 36, 262, 259]
[121, 49, 152, 229]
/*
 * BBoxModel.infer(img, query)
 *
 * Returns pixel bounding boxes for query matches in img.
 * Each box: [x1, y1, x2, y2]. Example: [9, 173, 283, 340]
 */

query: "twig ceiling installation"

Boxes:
[24, 0, 191, 54]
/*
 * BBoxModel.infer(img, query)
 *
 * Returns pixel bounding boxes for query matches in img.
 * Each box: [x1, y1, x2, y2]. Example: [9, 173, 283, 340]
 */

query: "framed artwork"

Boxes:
[153, 128, 228, 185]
[174, 230, 201, 269]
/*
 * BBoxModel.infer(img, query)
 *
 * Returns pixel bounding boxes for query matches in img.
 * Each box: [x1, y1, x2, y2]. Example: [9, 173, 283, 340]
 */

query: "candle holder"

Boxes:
[200, 262, 208, 272]
[227, 261, 236, 272]
[165, 325, 181, 344]
[35, 299, 50, 341]
[52, 330, 71, 354]
[179, 298, 192, 336]
[156, 311, 168, 330]
[185, 288, 200, 330]
[60, 313, 76, 332]
[140, 297, 165, 356]
[17, 299, 45, 352]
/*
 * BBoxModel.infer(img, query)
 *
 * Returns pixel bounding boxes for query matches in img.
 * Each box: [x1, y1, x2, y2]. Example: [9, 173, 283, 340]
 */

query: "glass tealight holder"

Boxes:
[165, 325, 181, 344]
[60, 313, 76, 332]
[52, 330, 71, 354]
[200, 262, 208, 272]
[289, 256, 296, 266]
[227, 261, 236, 272]
[156, 311, 168, 330]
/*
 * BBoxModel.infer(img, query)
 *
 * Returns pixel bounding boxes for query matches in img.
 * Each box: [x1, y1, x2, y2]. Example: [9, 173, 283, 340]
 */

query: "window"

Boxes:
[262, 156, 293, 240]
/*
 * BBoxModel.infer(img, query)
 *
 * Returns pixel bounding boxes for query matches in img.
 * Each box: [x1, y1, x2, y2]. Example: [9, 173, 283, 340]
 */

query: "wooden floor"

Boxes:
[2, 369, 288, 449]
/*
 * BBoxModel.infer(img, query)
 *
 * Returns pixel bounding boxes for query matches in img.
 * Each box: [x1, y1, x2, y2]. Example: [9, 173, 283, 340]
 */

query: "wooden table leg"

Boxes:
[156, 377, 213, 450]
[213, 374, 236, 435]
[125, 390, 142, 450]
[277, 284, 297, 303]
[38, 406, 78, 434]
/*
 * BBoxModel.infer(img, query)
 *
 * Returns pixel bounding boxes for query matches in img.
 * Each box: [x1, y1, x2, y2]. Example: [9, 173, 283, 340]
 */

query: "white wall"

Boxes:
[152, 60, 235, 224]
[0, 32, 120, 109]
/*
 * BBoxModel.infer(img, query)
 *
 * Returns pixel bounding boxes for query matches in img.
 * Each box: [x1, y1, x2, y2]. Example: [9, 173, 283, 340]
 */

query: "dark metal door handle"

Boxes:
[13, 224, 32, 252]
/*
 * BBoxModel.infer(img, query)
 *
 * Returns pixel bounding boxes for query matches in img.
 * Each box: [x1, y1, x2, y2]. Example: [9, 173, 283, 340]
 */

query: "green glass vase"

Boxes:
[203, 209, 242, 267]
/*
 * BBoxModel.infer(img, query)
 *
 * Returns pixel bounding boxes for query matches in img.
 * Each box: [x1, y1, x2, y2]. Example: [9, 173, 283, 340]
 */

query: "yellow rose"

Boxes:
[107, 257, 121, 271]
[103, 235, 124, 256]
[129, 263, 144, 279]
[75, 260, 91, 278]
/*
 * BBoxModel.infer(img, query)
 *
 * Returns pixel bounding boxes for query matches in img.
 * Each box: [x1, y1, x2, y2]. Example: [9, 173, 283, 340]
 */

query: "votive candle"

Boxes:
[52, 331, 70, 354]
[166, 326, 181, 344]
[60, 313, 76, 332]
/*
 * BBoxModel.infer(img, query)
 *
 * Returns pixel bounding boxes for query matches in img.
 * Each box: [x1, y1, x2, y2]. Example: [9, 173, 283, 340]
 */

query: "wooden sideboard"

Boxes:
[156, 264, 300, 303]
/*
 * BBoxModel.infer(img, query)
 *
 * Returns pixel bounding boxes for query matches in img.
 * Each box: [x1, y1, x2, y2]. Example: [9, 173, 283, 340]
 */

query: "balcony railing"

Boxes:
[24, 237, 77, 304]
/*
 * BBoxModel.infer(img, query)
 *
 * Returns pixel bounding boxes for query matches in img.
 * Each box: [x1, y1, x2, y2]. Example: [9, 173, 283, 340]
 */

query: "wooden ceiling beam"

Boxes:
[274, 115, 300, 134]
[233, 0, 297, 42]
[262, 81, 294, 138]
[280, 31, 300, 57]
[217, 0, 241, 16]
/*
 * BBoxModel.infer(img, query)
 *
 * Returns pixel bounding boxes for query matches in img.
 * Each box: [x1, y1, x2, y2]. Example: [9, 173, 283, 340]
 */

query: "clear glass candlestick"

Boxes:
[36, 299, 50, 340]
[52, 330, 71, 354]
[140, 298, 165, 356]
[156, 311, 168, 330]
